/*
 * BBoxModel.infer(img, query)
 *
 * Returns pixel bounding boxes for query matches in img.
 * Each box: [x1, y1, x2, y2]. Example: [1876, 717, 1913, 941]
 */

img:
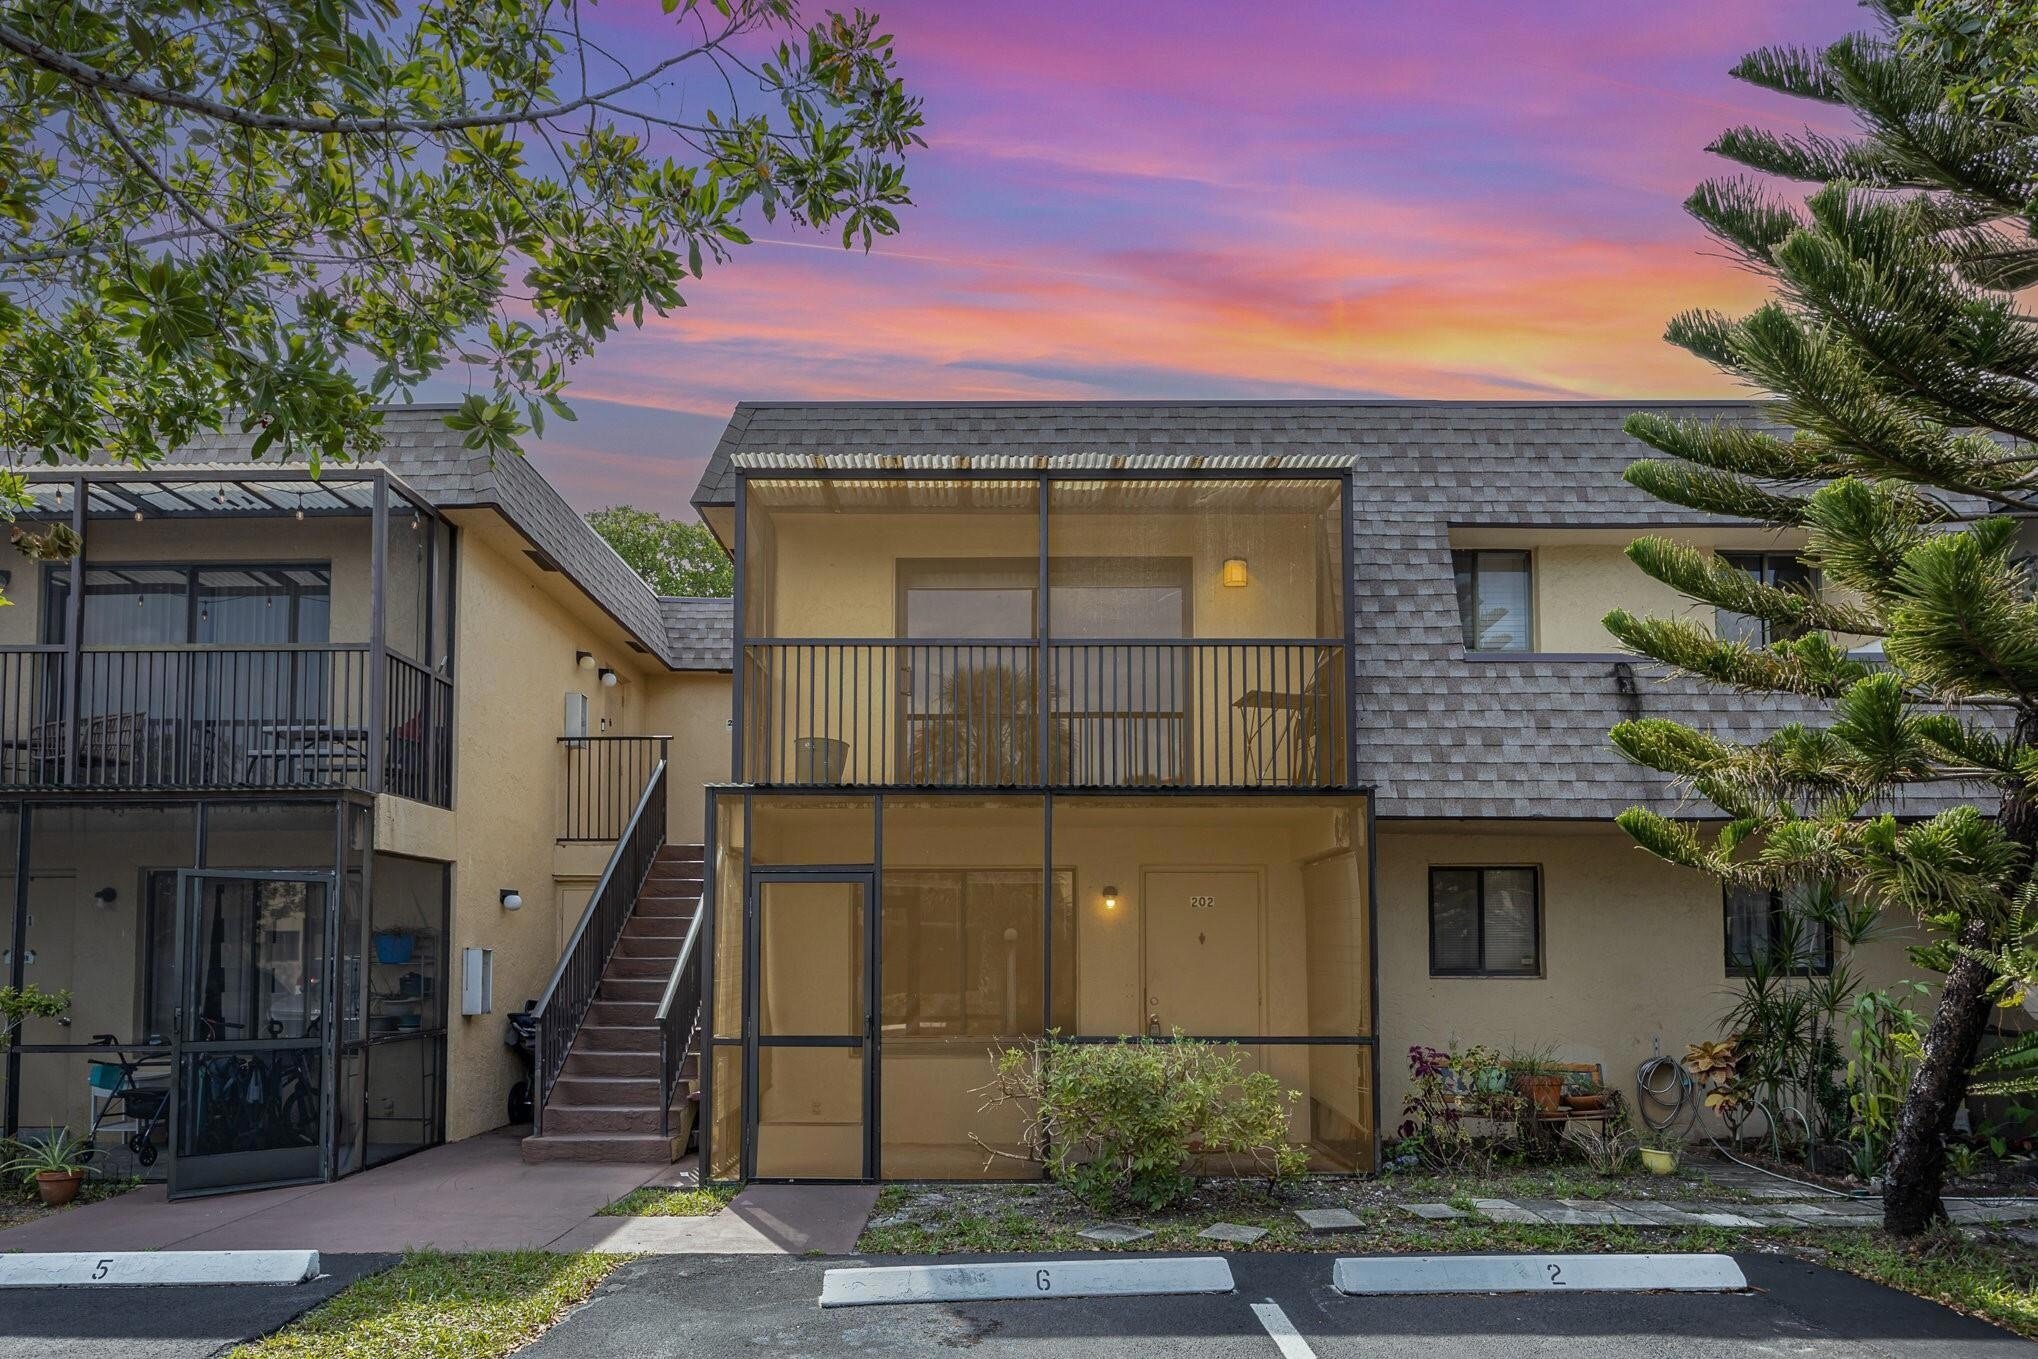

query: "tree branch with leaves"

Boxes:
[0, 0, 922, 528]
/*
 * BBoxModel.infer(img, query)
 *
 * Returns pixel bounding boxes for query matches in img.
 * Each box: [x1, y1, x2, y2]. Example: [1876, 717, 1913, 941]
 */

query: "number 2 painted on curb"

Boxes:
[1036, 1268, 1052, 1292]
[1546, 1263, 1565, 1286]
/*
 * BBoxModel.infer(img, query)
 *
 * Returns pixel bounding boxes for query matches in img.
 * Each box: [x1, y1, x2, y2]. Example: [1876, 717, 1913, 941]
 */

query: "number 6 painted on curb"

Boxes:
[1036, 1268, 1052, 1291]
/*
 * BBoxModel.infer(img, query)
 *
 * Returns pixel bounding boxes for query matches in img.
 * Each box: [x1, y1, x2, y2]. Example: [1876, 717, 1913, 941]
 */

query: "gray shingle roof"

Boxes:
[53, 405, 730, 671]
[660, 596, 734, 671]
[691, 399, 1880, 819]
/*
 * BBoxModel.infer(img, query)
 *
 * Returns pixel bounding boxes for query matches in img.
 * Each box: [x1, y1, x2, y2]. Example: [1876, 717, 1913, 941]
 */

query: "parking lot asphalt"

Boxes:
[519, 1251, 2034, 1359]
[0, 1252, 396, 1359]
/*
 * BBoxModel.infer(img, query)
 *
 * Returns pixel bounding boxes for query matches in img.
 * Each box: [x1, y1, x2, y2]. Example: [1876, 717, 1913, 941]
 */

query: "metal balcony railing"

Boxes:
[0, 645, 452, 804]
[558, 735, 672, 842]
[740, 638, 1349, 789]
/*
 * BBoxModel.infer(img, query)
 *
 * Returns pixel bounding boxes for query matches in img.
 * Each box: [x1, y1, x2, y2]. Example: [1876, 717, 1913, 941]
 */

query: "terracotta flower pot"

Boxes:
[1563, 1092, 1608, 1112]
[1516, 1074, 1564, 1114]
[35, 1170, 83, 1207]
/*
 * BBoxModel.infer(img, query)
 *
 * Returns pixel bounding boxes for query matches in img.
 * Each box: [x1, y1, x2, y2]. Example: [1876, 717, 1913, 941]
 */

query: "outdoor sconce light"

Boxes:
[499, 889, 524, 911]
[598, 667, 618, 688]
[1102, 885, 1120, 912]
[1222, 557, 1249, 588]
[576, 651, 597, 671]
[93, 886, 117, 907]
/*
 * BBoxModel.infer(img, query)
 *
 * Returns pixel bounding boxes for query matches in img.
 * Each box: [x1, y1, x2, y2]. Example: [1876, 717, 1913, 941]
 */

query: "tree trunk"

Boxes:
[1880, 923, 1995, 1235]
[1883, 716, 2038, 1236]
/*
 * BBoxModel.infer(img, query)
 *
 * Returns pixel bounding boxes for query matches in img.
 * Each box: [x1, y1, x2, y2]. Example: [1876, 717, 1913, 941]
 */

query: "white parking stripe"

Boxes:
[1250, 1300, 1318, 1359]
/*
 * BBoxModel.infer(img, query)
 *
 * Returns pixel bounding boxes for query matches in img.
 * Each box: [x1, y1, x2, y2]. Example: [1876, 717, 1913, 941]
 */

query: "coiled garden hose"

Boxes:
[1634, 1054, 1691, 1133]
[1634, 1053, 1858, 1199]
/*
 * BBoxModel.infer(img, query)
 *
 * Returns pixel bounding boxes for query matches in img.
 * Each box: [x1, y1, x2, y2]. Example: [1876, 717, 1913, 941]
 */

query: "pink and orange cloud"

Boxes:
[531, 0, 1870, 512]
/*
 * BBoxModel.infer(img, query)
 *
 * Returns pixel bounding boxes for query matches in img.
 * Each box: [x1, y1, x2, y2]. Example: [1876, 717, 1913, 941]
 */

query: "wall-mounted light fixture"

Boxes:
[598, 667, 618, 688]
[1222, 557, 1249, 589]
[576, 651, 597, 671]
[93, 886, 118, 908]
[499, 888, 524, 911]
[1102, 885, 1120, 912]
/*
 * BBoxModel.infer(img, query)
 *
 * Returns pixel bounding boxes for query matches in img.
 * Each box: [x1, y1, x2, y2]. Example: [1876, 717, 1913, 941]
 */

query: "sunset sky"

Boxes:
[518, 1, 1867, 513]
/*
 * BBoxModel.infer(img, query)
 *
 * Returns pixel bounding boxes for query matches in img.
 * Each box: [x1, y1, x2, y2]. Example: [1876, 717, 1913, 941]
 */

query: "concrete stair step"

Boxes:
[632, 897, 698, 919]
[577, 1023, 659, 1053]
[657, 844, 705, 863]
[616, 935, 680, 960]
[521, 1131, 683, 1165]
[598, 977, 665, 1003]
[552, 1072, 661, 1103]
[588, 1000, 657, 1027]
[623, 915, 695, 939]
[543, 1104, 670, 1135]
[563, 1049, 659, 1078]
[607, 955, 670, 978]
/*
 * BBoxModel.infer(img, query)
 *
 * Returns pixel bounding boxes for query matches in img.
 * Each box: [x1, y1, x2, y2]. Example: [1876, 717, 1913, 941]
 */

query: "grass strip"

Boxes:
[597, 1184, 737, 1217]
[228, 1250, 622, 1359]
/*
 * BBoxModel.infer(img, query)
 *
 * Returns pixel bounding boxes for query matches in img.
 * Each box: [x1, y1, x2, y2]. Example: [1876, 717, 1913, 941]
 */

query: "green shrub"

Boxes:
[978, 1032, 1308, 1212]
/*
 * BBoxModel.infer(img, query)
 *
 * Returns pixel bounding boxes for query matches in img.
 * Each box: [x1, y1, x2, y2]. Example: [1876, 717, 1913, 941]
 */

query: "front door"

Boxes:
[1142, 869, 1262, 1037]
[745, 873, 872, 1180]
[169, 871, 332, 1198]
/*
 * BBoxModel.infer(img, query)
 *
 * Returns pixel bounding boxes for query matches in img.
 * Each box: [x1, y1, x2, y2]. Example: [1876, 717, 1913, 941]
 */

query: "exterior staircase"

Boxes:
[520, 843, 704, 1164]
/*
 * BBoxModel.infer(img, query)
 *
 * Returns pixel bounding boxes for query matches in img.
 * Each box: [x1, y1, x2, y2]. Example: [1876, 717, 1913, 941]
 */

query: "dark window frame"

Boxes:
[1428, 865, 1543, 978]
[1716, 551, 1819, 648]
[42, 559, 334, 646]
[1723, 883, 1835, 977]
[1450, 550, 1533, 652]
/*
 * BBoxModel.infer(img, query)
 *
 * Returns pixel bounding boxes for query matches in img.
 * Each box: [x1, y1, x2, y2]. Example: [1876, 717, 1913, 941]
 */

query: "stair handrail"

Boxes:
[653, 905, 705, 1138]
[530, 756, 667, 1137]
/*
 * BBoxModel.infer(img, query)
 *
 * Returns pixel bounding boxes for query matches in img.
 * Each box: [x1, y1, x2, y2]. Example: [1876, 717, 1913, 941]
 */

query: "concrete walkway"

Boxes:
[548, 1183, 880, 1255]
[0, 1130, 672, 1254]
[0, 1132, 879, 1257]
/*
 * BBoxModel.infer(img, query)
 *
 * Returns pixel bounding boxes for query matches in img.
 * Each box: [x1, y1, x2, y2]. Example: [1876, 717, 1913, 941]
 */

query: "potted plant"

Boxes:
[1562, 1077, 1610, 1113]
[1639, 1128, 1682, 1176]
[3, 1129, 94, 1206]
[1504, 1044, 1564, 1115]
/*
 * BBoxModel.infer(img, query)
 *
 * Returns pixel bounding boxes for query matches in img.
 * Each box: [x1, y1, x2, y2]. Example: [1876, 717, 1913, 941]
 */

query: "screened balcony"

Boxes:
[734, 473, 1353, 790]
[0, 469, 453, 805]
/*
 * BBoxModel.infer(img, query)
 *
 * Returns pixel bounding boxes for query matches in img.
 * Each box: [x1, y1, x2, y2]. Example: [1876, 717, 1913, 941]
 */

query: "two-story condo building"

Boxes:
[0, 400, 1931, 1195]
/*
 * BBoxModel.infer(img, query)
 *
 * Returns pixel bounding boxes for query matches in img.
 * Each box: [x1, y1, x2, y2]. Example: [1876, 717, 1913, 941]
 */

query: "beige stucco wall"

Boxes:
[434, 529, 665, 1142]
[639, 671, 733, 842]
[1374, 820, 1929, 1130]
[1532, 544, 1703, 653]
